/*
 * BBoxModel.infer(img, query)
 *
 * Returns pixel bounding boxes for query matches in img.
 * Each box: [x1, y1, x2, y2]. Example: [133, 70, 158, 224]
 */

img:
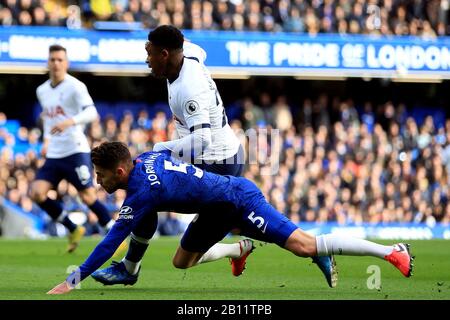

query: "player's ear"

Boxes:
[161, 49, 169, 59]
[116, 167, 126, 176]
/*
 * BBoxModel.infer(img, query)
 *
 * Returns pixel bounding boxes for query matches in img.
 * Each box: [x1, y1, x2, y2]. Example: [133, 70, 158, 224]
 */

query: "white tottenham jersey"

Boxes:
[167, 43, 240, 161]
[36, 74, 95, 158]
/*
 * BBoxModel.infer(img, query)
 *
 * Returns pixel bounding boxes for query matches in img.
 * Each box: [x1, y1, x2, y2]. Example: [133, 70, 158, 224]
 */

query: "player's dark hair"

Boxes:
[148, 25, 184, 50]
[49, 44, 67, 53]
[91, 142, 132, 171]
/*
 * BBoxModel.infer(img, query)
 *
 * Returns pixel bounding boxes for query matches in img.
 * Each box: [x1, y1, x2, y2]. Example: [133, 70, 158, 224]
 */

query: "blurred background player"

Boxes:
[47, 141, 413, 294]
[30, 44, 116, 252]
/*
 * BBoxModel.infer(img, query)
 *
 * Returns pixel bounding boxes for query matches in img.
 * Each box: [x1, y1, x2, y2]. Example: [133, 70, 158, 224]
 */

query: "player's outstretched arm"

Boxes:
[47, 281, 73, 295]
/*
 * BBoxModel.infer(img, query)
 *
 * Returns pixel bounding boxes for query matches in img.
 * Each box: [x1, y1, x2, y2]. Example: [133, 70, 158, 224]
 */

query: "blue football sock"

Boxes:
[88, 200, 111, 227]
[37, 198, 77, 232]
[125, 236, 149, 263]
[61, 214, 77, 233]
[38, 198, 63, 220]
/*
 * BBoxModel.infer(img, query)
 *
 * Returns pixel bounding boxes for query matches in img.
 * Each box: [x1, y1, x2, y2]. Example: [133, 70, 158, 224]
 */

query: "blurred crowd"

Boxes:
[0, 0, 448, 36]
[1, 94, 450, 237]
[235, 95, 450, 226]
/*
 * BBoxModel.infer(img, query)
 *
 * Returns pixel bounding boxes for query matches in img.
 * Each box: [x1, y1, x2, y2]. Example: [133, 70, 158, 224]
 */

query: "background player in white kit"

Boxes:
[30, 45, 116, 253]
[92, 26, 337, 288]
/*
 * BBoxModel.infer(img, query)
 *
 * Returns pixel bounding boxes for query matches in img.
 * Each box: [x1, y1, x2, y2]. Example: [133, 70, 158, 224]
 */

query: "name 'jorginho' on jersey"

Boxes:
[167, 43, 240, 162]
[72, 151, 260, 281]
[36, 74, 95, 158]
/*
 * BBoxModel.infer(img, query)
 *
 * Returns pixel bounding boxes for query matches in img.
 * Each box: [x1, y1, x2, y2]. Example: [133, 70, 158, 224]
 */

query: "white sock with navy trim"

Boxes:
[196, 243, 241, 265]
[315, 234, 393, 259]
[122, 233, 150, 275]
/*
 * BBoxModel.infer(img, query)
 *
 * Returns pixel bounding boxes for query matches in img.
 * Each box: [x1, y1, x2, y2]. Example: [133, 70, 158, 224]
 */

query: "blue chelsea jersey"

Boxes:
[69, 151, 259, 283]
[128, 150, 239, 213]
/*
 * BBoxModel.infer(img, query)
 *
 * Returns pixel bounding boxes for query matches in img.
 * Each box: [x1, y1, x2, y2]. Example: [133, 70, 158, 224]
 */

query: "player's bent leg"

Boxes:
[284, 229, 317, 257]
[187, 238, 256, 276]
[95, 212, 158, 286]
[239, 200, 338, 288]
[91, 219, 157, 286]
[176, 203, 239, 270]
[31, 180, 80, 241]
[315, 234, 415, 278]
[77, 187, 98, 205]
[91, 233, 149, 286]
[78, 187, 114, 229]
[30, 180, 52, 203]
[173, 246, 204, 269]
[284, 229, 338, 288]
[122, 233, 150, 275]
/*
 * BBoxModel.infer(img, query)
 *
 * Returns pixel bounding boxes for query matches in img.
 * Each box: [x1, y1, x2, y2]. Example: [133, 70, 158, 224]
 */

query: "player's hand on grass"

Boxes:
[47, 281, 73, 295]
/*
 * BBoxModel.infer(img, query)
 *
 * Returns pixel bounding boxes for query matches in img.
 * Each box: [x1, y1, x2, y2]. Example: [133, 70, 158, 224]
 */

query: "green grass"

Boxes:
[0, 237, 449, 300]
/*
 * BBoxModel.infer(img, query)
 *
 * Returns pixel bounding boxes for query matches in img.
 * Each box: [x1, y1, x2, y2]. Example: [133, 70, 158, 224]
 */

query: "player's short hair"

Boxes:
[91, 142, 132, 171]
[148, 25, 184, 50]
[49, 44, 67, 54]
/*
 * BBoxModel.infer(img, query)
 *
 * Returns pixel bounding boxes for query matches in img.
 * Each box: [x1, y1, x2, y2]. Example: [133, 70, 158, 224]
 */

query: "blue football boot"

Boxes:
[312, 255, 338, 288]
[91, 261, 139, 286]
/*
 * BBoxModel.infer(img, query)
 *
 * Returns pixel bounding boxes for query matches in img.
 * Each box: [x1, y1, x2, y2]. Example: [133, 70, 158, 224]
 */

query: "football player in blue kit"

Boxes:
[92, 25, 336, 287]
[93, 24, 251, 285]
[48, 142, 413, 294]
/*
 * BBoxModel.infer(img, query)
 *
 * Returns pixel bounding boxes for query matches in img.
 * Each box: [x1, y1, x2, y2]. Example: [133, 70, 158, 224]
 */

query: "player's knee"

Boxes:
[172, 258, 190, 269]
[78, 189, 96, 205]
[30, 186, 46, 203]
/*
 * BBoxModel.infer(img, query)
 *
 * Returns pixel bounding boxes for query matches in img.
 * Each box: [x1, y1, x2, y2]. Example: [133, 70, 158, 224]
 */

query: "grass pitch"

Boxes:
[0, 237, 449, 300]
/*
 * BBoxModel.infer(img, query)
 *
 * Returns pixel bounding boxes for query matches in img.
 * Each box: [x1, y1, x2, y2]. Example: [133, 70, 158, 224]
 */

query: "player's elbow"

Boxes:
[198, 128, 212, 150]
[190, 128, 211, 156]
[72, 106, 98, 125]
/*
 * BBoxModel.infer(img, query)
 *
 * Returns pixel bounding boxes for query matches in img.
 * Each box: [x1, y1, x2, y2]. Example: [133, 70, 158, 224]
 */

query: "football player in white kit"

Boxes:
[92, 26, 256, 286]
[92, 26, 337, 289]
[31, 45, 116, 253]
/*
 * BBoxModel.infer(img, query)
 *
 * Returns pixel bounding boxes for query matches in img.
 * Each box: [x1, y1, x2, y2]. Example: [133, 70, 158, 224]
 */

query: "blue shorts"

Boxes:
[35, 153, 94, 190]
[237, 201, 298, 248]
[224, 178, 298, 247]
[179, 146, 246, 251]
[133, 146, 245, 241]
[180, 202, 239, 252]
[180, 180, 298, 252]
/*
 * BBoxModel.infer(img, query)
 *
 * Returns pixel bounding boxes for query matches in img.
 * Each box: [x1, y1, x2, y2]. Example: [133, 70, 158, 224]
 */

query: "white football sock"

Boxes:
[196, 243, 241, 265]
[316, 234, 393, 259]
[123, 259, 141, 275]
